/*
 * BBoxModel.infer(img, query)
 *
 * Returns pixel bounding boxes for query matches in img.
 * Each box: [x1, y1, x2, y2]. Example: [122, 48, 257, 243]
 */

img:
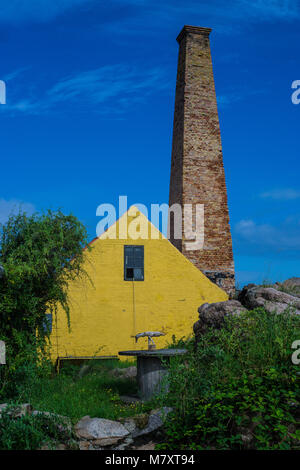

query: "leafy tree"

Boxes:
[0, 210, 90, 366]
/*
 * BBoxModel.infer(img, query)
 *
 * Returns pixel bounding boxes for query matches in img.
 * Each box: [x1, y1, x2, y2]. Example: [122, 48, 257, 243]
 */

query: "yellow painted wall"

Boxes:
[50, 208, 228, 360]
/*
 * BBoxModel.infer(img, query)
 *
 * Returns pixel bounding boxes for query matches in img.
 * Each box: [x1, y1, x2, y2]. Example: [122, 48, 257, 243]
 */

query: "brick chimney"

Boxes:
[168, 25, 235, 295]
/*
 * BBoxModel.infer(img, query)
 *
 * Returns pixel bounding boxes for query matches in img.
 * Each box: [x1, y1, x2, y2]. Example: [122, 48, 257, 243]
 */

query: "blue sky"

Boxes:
[0, 0, 299, 286]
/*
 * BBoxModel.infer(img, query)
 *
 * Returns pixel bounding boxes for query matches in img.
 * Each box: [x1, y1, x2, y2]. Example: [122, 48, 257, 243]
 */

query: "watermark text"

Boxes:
[96, 196, 205, 251]
[0, 80, 6, 104]
[291, 80, 300, 105]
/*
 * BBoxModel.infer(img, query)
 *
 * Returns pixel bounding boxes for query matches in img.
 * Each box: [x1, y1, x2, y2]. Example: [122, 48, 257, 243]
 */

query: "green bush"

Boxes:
[0, 330, 52, 400]
[157, 308, 300, 450]
[0, 210, 89, 353]
[0, 209, 90, 398]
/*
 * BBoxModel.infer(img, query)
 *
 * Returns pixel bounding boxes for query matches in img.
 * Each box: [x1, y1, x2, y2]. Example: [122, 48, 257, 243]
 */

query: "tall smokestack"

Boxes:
[168, 25, 235, 295]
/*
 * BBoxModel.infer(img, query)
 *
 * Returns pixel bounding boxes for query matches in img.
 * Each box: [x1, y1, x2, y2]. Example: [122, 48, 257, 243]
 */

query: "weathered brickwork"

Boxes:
[169, 25, 235, 295]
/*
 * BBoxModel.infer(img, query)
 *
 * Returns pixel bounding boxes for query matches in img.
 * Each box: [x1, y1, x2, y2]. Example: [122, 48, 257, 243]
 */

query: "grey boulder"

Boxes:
[193, 300, 246, 339]
[276, 278, 300, 298]
[238, 286, 300, 315]
[75, 416, 129, 444]
[132, 407, 173, 438]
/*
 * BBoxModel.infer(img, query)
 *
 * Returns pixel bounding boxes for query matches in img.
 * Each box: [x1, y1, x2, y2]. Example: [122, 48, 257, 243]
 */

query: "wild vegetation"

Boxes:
[1, 211, 299, 450]
[0, 211, 150, 449]
[0, 404, 75, 450]
[0, 359, 152, 450]
[0, 210, 90, 399]
[12, 359, 147, 423]
[157, 308, 300, 450]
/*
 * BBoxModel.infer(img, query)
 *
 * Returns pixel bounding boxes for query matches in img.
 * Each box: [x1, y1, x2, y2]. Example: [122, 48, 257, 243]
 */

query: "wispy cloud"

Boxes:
[103, 0, 300, 38]
[238, 0, 300, 20]
[216, 87, 267, 108]
[0, 199, 35, 225]
[2, 67, 30, 82]
[115, 0, 300, 20]
[0, 0, 298, 28]
[1, 64, 169, 115]
[260, 188, 300, 201]
[0, 0, 93, 24]
[234, 218, 300, 254]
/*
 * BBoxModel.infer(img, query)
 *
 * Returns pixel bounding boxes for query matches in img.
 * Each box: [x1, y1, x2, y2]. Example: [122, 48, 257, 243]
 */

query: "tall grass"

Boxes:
[2, 359, 146, 423]
[157, 308, 300, 450]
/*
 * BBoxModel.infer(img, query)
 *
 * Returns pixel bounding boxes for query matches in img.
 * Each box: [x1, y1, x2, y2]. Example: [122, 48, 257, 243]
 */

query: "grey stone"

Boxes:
[79, 440, 91, 450]
[238, 286, 300, 315]
[56, 443, 67, 450]
[132, 441, 157, 450]
[114, 436, 134, 450]
[127, 413, 149, 429]
[278, 278, 300, 298]
[39, 444, 50, 451]
[0, 403, 32, 418]
[75, 416, 129, 441]
[132, 407, 173, 438]
[193, 300, 246, 339]
[121, 418, 137, 434]
[282, 277, 300, 288]
[93, 437, 123, 447]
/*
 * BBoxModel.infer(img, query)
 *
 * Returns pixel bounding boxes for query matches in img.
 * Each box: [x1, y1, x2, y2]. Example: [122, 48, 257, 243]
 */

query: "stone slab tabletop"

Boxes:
[118, 348, 187, 357]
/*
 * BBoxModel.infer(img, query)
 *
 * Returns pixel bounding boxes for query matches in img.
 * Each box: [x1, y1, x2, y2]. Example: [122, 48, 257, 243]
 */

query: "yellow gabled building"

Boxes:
[49, 207, 228, 361]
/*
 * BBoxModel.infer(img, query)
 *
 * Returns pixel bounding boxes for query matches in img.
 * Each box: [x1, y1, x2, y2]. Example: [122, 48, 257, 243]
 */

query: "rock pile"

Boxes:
[0, 402, 172, 451]
[194, 277, 300, 344]
[238, 284, 300, 315]
[74, 407, 173, 450]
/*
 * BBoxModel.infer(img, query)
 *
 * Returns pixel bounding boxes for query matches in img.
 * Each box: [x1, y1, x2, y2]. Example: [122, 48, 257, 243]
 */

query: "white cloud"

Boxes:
[1, 64, 169, 115]
[104, 0, 300, 38]
[234, 218, 300, 253]
[217, 89, 265, 107]
[2, 67, 30, 82]
[0, 0, 92, 24]
[0, 199, 35, 225]
[116, 0, 300, 21]
[238, 0, 299, 20]
[260, 188, 300, 201]
[0, 0, 298, 27]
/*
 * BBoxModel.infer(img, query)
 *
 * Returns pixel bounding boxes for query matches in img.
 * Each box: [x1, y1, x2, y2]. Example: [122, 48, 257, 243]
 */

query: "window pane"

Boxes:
[125, 268, 134, 280]
[133, 246, 144, 268]
[124, 245, 144, 281]
[134, 268, 143, 280]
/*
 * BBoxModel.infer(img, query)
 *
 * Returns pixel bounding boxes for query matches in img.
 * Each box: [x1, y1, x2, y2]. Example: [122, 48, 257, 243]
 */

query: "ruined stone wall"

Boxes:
[169, 25, 235, 295]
